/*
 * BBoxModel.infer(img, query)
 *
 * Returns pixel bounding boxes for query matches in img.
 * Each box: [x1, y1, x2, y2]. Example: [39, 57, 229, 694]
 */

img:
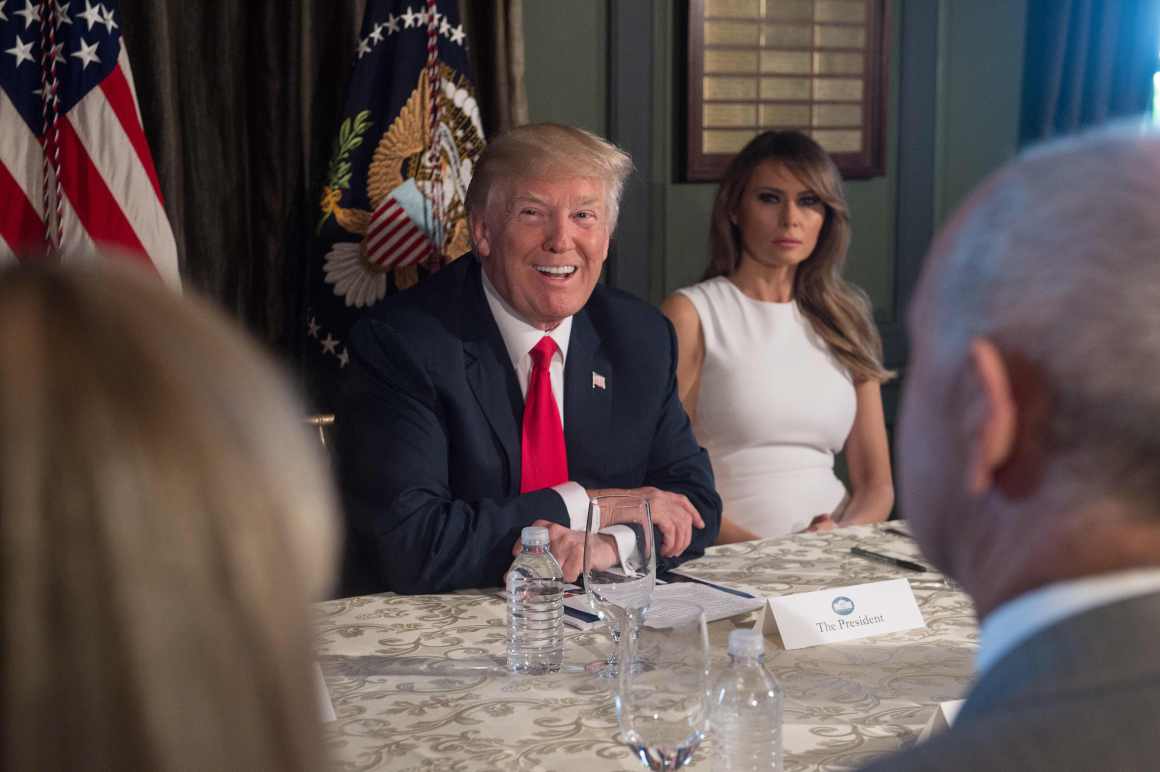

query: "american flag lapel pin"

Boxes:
[592, 371, 606, 390]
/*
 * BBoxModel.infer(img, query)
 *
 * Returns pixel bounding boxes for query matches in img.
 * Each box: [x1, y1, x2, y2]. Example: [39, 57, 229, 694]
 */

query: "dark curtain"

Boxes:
[117, 1, 365, 369]
[1020, 0, 1160, 144]
[116, 2, 522, 400]
[463, 0, 529, 136]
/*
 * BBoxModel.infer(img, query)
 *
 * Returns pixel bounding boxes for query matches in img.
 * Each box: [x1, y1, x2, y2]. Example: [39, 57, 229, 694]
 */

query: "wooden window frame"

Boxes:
[686, 0, 889, 181]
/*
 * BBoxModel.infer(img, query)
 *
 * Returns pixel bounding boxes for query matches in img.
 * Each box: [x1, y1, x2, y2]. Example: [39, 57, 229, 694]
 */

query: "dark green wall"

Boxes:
[934, 0, 1028, 225]
[522, 0, 608, 135]
[523, 0, 1028, 322]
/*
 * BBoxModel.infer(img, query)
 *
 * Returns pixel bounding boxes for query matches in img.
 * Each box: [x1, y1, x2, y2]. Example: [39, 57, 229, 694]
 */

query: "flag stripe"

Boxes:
[99, 62, 164, 201]
[368, 227, 418, 265]
[366, 200, 405, 240]
[114, 48, 147, 147]
[405, 232, 434, 265]
[66, 75, 181, 287]
[392, 230, 431, 268]
[55, 117, 152, 265]
[367, 213, 416, 257]
[0, 89, 47, 259]
[0, 104, 103, 261]
[0, 160, 45, 258]
[396, 227, 430, 261]
[404, 242, 434, 267]
[366, 205, 409, 251]
[0, 88, 44, 211]
[57, 193, 100, 258]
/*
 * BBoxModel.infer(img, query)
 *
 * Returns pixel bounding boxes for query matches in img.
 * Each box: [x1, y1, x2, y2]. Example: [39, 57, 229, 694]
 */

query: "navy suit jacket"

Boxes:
[336, 255, 721, 595]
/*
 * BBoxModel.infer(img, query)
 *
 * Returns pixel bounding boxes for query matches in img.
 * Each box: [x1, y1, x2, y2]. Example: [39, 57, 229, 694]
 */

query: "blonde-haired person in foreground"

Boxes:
[663, 130, 894, 543]
[0, 262, 337, 771]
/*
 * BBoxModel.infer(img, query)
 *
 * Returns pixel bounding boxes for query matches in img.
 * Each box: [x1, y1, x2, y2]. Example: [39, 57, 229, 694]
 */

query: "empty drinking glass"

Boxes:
[583, 495, 656, 677]
[614, 600, 710, 771]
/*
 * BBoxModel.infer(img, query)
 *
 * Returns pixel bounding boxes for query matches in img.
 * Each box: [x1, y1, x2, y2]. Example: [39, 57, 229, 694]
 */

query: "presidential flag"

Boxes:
[0, 0, 179, 287]
[305, 0, 484, 407]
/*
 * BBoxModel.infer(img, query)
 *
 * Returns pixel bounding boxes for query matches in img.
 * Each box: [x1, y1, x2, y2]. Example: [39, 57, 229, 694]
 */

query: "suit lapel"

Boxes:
[462, 261, 523, 493]
[564, 307, 612, 484]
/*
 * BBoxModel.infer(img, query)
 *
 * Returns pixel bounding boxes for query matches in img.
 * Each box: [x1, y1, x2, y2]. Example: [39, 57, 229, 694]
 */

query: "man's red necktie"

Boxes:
[520, 336, 569, 492]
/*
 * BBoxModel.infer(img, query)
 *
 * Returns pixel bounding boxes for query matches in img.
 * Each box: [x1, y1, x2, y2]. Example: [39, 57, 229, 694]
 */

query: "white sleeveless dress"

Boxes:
[677, 277, 857, 537]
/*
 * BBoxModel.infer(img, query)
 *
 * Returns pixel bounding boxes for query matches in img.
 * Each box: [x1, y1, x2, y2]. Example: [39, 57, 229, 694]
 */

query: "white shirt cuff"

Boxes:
[553, 481, 592, 531]
[599, 525, 638, 570]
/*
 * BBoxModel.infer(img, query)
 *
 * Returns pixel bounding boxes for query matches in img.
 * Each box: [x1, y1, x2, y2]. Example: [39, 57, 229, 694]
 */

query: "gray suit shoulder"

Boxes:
[859, 682, 1160, 772]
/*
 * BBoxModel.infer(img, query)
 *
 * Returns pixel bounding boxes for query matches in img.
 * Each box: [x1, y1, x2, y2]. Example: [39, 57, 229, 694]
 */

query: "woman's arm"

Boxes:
[836, 379, 895, 525]
[716, 516, 761, 544]
[659, 293, 705, 421]
[663, 293, 755, 542]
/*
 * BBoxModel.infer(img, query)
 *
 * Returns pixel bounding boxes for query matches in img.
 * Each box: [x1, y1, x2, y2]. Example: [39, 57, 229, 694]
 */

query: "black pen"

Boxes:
[850, 546, 927, 572]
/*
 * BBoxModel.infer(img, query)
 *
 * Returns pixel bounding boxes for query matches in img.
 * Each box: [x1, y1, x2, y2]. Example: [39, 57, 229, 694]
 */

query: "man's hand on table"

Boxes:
[587, 486, 705, 558]
[511, 519, 618, 583]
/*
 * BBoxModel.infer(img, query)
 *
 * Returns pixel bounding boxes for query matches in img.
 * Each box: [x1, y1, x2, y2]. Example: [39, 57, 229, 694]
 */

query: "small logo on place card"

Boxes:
[592, 372, 606, 390]
[832, 596, 855, 616]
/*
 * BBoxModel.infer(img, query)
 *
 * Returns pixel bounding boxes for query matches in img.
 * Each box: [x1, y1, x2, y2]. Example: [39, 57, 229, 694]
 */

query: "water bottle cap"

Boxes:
[521, 526, 550, 546]
[727, 628, 765, 657]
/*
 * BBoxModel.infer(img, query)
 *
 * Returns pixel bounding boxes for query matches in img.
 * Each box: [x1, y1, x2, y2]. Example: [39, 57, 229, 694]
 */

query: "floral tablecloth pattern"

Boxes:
[317, 524, 976, 771]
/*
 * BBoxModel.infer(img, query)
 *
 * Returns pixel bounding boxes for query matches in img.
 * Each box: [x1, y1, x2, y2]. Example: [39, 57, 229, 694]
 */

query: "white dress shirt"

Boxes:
[480, 271, 637, 563]
[976, 568, 1160, 678]
[479, 270, 590, 530]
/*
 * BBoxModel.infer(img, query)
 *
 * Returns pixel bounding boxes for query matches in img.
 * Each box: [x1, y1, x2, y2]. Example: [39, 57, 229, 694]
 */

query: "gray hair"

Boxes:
[915, 124, 1160, 500]
[466, 122, 634, 231]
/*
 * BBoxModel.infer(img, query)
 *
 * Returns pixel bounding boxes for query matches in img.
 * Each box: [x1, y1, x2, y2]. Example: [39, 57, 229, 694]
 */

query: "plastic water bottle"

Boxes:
[507, 526, 564, 674]
[710, 629, 784, 772]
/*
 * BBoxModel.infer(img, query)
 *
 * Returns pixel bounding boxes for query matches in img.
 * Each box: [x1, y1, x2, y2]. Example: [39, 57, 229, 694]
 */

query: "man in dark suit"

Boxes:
[860, 128, 1160, 771]
[337, 123, 721, 595]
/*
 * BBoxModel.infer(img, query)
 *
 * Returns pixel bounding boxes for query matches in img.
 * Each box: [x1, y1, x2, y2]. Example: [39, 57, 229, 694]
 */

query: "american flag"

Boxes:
[0, 0, 180, 287]
[364, 194, 434, 270]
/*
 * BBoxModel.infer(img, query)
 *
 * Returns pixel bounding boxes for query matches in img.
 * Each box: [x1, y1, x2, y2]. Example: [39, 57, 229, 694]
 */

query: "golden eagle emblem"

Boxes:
[321, 64, 485, 306]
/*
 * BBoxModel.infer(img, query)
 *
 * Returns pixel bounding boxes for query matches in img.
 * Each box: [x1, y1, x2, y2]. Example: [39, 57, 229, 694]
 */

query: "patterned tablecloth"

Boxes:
[316, 524, 978, 771]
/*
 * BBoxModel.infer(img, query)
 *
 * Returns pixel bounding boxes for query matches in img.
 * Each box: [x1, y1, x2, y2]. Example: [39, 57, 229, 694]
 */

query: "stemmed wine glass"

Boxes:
[582, 494, 656, 677]
[614, 600, 710, 771]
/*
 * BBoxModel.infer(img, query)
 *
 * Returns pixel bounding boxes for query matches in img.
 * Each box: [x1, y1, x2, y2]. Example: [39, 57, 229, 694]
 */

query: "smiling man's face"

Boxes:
[473, 176, 610, 331]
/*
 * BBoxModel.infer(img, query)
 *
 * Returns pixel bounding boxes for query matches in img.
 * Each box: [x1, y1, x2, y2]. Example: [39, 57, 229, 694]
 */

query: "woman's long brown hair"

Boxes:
[705, 130, 893, 384]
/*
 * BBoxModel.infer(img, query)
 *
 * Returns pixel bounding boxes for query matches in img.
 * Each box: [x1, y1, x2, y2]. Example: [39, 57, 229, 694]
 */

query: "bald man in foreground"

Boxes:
[861, 127, 1160, 771]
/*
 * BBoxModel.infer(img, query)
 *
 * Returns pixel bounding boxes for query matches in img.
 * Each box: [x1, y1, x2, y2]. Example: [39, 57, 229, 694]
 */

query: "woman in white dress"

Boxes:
[662, 131, 894, 542]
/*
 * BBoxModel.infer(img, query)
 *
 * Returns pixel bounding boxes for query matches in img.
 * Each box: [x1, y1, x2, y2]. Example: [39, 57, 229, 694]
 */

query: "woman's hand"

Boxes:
[804, 514, 837, 532]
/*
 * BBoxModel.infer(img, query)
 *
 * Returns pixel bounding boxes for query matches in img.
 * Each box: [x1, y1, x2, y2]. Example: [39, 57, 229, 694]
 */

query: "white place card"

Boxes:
[314, 662, 337, 723]
[762, 578, 925, 649]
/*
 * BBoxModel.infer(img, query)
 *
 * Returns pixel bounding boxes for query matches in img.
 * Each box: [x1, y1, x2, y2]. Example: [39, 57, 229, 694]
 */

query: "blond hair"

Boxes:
[706, 130, 892, 384]
[0, 261, 336, 771]
[466, 122, 634, 230]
